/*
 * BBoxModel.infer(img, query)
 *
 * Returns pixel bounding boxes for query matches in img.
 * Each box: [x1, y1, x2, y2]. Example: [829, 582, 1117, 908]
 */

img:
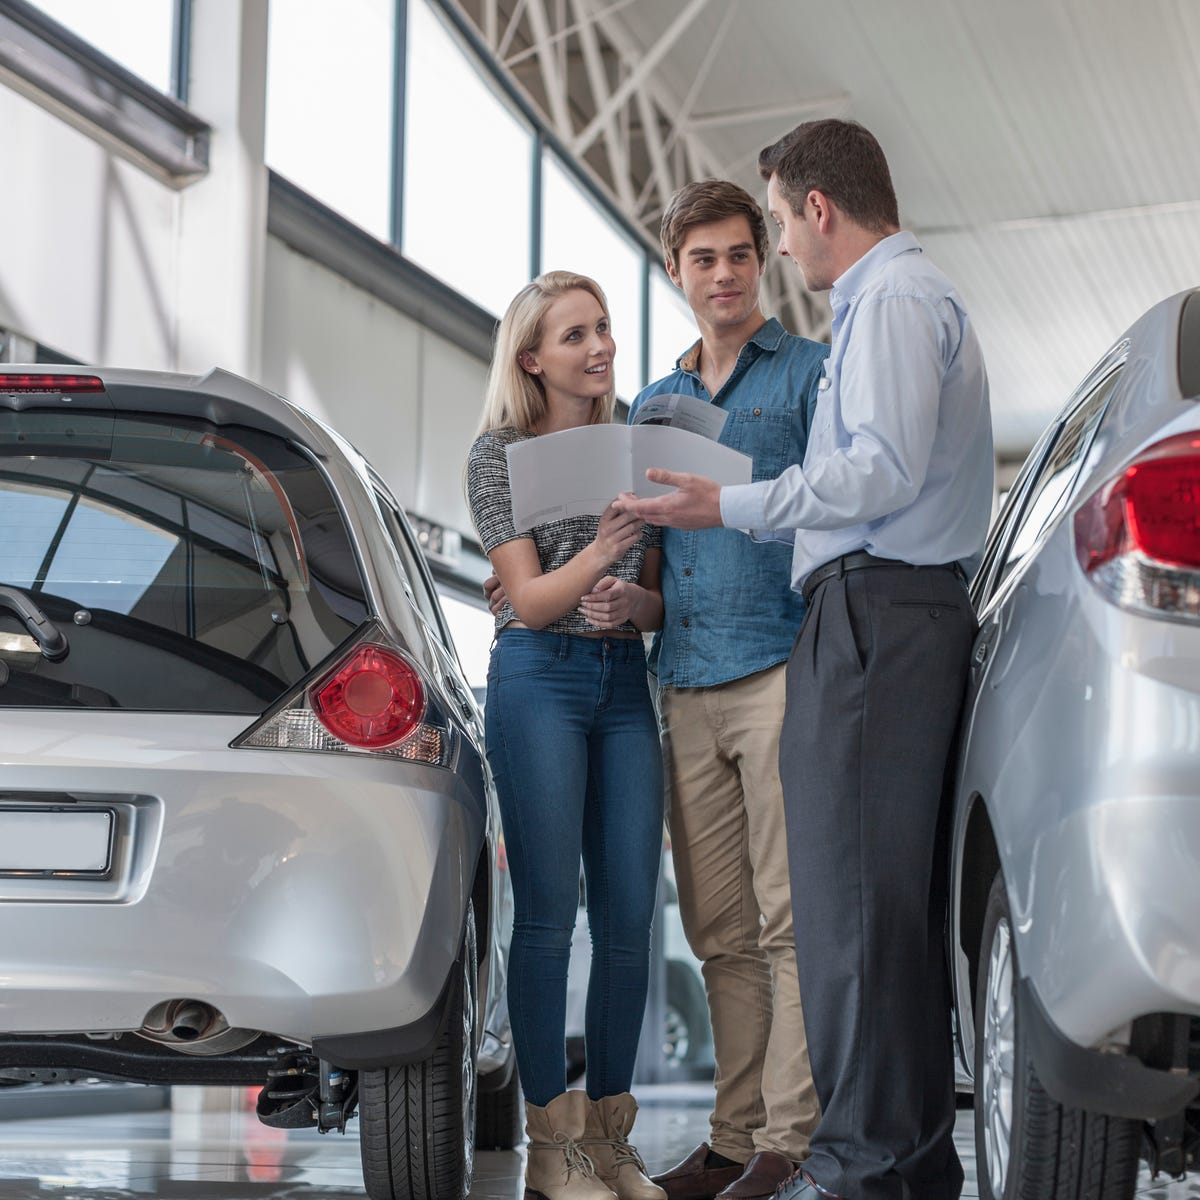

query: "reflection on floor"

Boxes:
[0, 1083, 1195, 1199]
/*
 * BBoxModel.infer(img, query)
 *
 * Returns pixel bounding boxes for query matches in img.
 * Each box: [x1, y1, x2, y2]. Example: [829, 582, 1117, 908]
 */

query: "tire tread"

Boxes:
[976, 874, 1140, 1200]
[359, 904, 477, 1200]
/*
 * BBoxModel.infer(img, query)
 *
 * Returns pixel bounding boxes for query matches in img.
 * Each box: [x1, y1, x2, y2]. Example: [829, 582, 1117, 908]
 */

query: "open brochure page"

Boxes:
[506, 423, 751, 532]
[630, 392, 728, 440]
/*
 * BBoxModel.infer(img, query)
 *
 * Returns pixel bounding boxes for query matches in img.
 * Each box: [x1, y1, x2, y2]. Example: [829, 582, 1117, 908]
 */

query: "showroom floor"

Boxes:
[0, 1083, 1194, 1199]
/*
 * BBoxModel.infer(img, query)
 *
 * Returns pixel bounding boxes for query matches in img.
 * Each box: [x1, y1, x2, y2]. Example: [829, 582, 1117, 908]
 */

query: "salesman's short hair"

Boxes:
[759, 119, 900, 234]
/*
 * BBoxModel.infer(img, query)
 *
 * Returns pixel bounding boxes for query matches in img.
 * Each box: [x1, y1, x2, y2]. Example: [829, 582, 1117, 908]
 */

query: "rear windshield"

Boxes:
[0, 410, 369, 712]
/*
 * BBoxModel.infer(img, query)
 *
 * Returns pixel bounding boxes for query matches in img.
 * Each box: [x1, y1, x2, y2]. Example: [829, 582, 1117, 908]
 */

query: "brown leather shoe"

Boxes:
[651, 1143, 743, 1200]
[714, 1152, 800, 1200]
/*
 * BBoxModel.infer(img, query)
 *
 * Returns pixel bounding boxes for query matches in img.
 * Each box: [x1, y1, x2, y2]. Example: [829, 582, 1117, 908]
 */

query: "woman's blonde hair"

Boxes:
[477, 271, 616, 435]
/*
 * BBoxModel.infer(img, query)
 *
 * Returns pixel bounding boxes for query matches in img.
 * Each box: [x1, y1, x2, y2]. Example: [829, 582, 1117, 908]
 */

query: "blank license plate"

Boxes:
[0, 809, 113, 874]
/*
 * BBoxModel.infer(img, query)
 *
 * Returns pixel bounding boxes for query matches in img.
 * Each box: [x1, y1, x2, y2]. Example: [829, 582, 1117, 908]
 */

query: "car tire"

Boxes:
[974, 871, 1140, 1200]
[475, 1060, 523, 1150]
[359, 901, 478, 1200]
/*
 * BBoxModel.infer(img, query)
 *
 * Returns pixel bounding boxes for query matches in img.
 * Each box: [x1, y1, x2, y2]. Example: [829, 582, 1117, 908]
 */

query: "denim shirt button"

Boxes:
[681, 618, 690, 627]
[684, 568, 693, 576]
[753, 407, 762, 416]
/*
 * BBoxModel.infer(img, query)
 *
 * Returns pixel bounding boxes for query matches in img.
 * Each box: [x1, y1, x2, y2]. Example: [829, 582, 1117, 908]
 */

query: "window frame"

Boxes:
[974, 342, 1130, 615]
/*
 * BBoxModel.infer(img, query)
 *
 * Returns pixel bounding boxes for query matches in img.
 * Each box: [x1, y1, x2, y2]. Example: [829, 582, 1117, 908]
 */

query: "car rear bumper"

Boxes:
[1019, 977, 1199, 1119]
[0, 714, 485, 1045]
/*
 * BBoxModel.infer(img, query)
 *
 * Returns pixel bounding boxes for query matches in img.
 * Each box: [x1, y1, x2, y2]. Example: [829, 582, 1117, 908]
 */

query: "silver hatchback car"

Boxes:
[0, 367, 518, 1200]
[950, 288, 1200, 1198]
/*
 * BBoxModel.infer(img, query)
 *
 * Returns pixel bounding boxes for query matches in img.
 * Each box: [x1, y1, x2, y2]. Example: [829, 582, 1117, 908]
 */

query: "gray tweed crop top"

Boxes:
[466, 427, 661, 635]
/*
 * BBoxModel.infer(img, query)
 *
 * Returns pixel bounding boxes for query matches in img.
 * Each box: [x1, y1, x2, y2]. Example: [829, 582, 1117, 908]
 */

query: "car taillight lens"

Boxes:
[234, 636, 453, 765]
[311, 644, 424, 749]
[1074, 432, 1200, 619]
[0, 374, 105, 392]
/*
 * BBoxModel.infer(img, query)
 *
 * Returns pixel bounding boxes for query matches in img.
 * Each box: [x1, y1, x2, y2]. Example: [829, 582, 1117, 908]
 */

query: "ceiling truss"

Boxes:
[450, 0, 832, 341]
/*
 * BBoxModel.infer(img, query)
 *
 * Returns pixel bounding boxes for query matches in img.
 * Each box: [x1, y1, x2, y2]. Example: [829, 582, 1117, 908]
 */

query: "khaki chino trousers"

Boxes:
[660, 664, 819, 1162]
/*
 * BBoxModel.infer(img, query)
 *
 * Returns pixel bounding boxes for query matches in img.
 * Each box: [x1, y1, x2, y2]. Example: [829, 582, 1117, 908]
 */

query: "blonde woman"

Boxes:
[465, 272, 664, 1200]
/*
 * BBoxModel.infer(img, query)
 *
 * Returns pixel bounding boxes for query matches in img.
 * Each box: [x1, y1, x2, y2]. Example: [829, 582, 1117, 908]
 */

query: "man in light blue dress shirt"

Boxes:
[619, 121, 994, 1200]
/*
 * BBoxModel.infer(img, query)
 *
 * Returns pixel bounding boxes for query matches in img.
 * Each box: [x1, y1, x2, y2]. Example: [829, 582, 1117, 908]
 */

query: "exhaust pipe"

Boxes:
[169, 1001, 218, 1041]
[137, 998, 258, 1056]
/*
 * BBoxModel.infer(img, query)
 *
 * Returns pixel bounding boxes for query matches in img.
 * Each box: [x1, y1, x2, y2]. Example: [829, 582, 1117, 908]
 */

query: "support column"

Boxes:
[175, 0, 269, 380]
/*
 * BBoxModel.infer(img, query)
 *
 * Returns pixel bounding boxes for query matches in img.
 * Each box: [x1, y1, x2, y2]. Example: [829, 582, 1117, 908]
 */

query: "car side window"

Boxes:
[993, 368, 1122, 595]
[375, 493, 449, 643]
[970, 425, 1056, 607]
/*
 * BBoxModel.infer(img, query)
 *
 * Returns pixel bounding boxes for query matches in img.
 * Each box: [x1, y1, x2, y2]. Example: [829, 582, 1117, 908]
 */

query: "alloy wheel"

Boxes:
[981, 914, 1015, 1197]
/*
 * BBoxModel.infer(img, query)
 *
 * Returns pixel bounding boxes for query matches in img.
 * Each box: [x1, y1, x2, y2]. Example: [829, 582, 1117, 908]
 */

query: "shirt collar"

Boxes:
[830, 230, 922, 315]
[676, 316, 786, 371]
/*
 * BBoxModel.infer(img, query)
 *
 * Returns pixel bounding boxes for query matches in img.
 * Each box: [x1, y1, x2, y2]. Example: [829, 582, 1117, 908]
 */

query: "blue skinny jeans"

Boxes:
[485, 629, 663, 1106]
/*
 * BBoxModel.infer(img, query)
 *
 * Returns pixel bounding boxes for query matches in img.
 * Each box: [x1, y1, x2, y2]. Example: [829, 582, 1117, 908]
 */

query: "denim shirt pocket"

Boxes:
[722, 407, 797, 481]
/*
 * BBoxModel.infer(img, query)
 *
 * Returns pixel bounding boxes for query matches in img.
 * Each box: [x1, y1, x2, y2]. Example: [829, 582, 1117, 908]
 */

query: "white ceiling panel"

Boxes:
[596, 0, 1200, 456]
[457, 0, 1200, 457]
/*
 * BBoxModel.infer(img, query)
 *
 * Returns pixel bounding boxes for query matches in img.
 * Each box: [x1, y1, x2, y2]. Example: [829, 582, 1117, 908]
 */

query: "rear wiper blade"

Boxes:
[0, 585, 69, 661]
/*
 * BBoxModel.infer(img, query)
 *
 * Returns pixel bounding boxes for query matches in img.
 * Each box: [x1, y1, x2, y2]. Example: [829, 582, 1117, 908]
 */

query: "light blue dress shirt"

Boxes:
[720, 232, 994, 587]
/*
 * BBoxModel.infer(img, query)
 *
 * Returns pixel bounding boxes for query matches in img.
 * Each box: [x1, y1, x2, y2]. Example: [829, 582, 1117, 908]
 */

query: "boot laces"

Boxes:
[586, 1136, 647, 1174]
[548, 1131, 598, 1180]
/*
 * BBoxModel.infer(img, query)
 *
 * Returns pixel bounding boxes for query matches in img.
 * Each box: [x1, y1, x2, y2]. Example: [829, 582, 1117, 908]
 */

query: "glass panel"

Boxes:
[402, 0, 532, 316]
[31, 0, 175, 94]
[0, 481, 70, 588]
[0, 414, 369, 712]
[996, 371, 1121, 592]
[649, 269, 699, 382]
[437, 590, 492, 696]
[265, 0, 395, 241]
[541, 153, 645, 402]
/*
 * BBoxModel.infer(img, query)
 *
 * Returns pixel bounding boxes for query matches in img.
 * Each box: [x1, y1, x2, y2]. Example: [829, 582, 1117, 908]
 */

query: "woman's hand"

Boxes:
[592, 502, 644, 564]
[482, 573, 508, 616]
[579, 576, 641, 629]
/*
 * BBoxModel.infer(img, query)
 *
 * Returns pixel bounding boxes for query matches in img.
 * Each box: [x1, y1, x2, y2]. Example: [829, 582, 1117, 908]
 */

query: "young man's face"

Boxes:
[766, 173, 829, 292]
[667, 215, 765, 334]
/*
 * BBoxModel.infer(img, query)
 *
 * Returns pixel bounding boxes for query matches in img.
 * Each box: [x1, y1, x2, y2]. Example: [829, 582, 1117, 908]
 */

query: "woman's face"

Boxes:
[522, 289, 615, 408]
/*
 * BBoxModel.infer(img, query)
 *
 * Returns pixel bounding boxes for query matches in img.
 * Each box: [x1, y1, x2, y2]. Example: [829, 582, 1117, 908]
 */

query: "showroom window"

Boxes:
[437, 591, 492, 698]
[30, 0, 178, 95]
[403, 0, 533, 316]
[542, 152, 647, 402]
[265, 0, 396, 241]
[649, 269, 700, 380]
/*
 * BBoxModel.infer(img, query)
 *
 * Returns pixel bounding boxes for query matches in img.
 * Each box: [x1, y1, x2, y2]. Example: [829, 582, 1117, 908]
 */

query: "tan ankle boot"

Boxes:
[524, 1090, 617, 1200]
[582, 1093, 666, 1200]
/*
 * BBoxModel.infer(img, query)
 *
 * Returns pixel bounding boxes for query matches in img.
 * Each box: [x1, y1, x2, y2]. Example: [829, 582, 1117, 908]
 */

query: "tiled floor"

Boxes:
[0, 1084, 1194, 1199]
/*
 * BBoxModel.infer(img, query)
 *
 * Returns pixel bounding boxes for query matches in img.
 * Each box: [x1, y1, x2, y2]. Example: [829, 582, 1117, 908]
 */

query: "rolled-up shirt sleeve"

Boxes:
[720, 293, 952, 534]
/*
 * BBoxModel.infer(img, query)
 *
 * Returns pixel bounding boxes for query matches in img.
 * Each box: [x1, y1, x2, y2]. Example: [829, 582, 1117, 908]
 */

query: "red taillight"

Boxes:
[310, 644, 425, 750]
[1075, 433, 1200, 619]
[1075, 434, 1200, 572]
[0, 374, 105, 393]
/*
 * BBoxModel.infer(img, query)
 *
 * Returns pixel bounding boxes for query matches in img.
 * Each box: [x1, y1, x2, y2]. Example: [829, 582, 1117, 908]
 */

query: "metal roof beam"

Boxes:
[570, 0, 711, 157]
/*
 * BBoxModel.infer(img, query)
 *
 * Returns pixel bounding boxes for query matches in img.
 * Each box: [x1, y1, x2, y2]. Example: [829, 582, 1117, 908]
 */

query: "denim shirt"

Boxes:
[629, 317, 828, 688]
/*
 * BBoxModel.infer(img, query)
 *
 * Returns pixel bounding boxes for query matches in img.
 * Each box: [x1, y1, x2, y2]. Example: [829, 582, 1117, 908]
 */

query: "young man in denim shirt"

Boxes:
[634, 181, 827, 1200]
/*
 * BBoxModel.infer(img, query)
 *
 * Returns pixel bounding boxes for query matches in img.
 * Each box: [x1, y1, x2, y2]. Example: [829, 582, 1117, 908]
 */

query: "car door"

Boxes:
[951, 347, 1126, 1070]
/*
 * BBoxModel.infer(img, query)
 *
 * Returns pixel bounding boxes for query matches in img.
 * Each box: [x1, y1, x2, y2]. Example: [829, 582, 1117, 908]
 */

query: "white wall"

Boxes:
[1, 0, 489, 542]
[261, 235, 486, 534]
[0, 86, 180, 369]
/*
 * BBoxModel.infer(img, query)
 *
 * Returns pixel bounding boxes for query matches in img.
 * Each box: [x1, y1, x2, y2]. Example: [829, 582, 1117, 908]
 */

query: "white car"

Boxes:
[0, 367, 518, 1200]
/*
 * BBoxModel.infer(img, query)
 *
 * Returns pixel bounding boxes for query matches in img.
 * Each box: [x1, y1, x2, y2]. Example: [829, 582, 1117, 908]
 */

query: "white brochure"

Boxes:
[506, 423, 752, 532]
[630, 392, 727, 440]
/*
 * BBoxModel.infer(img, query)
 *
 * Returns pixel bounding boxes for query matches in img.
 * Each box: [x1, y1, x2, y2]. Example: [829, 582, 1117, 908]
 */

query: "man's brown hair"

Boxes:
[759, 119, 899, 234]
[659, 179, 769, 272]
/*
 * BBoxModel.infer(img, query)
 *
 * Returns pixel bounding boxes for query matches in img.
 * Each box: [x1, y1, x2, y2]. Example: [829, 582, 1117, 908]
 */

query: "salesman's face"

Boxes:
[667, 216, 765, 334]
[767, 173, 827, 292]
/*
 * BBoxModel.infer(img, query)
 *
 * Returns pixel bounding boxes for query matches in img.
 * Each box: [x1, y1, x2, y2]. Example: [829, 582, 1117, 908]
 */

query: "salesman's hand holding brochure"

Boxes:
[506, 408, 750, 532]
